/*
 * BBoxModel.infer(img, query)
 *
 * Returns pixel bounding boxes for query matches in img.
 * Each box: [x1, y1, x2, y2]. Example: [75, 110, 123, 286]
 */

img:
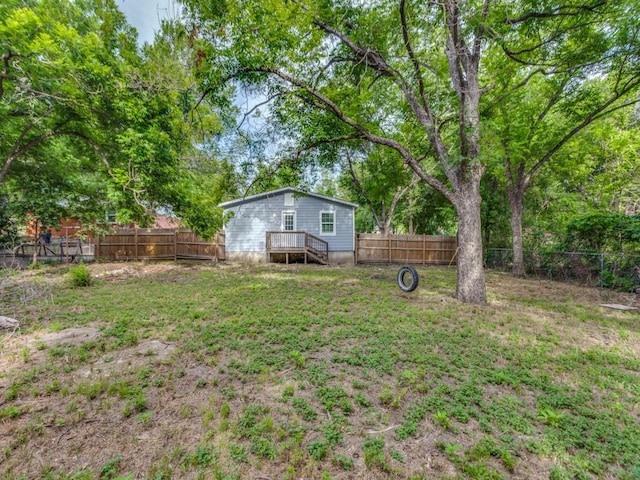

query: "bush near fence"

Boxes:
[95, 229, 224, 261]
[486, 248, 640, 290]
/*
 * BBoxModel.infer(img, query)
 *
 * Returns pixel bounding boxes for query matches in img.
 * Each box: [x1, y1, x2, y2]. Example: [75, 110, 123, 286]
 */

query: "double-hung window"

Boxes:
[319, 211, 335, 236]
[282, 211, 296, 231]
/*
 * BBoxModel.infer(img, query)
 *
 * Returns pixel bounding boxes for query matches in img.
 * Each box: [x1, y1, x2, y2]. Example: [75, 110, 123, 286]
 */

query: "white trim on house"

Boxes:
[319, 211, 336, 236]
[282, 211, 296, 231]
[219, 187, 358, 209]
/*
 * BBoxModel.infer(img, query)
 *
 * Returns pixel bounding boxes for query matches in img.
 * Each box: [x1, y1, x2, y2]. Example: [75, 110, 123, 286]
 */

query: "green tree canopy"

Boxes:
[0, 0, 235, 239]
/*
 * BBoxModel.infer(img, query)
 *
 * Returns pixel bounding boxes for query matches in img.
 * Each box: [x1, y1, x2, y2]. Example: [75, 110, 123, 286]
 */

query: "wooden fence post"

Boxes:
[134, 229, 138, 261]
[95, 235, 100, 258]
[174, 229, 178, 261]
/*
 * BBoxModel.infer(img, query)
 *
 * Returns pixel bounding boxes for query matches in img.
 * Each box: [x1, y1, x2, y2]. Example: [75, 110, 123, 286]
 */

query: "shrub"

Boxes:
[69, 263, 92, 287]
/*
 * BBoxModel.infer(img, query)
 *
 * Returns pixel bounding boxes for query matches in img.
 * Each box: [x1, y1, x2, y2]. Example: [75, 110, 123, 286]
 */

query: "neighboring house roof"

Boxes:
[219, 187, 358, 209]
[153, 214, 182, 229]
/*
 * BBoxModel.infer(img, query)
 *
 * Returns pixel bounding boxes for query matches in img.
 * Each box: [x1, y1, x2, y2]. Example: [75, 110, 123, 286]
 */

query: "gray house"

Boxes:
[219, 187, 357, 265]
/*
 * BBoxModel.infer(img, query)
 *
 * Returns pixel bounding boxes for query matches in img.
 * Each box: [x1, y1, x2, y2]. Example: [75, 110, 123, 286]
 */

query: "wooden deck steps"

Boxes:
[266, 231, 329, 265]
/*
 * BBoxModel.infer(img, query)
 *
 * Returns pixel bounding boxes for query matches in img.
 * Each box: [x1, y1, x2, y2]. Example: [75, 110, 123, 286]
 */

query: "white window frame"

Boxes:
[282, 211, 296, 231]
[319, 211, 336, 236]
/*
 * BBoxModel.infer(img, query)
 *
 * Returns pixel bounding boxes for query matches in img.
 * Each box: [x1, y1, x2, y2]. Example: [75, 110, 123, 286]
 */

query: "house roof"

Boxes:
[219, 187, 359, 209]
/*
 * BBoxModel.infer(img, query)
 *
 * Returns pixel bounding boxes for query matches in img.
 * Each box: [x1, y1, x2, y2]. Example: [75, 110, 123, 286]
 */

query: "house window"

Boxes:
[320, 211, 335, 235]
[282, 211, 296, 231]
[106, 211, 117, 224]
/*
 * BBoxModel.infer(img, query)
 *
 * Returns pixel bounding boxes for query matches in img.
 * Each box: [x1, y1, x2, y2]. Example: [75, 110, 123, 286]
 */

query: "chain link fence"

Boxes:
[486, 248, 640, 291]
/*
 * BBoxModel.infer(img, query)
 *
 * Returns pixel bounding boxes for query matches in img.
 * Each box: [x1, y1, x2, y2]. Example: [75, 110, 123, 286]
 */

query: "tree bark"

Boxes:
[508, 191, 526, 277]
[453, 179, 486, 305]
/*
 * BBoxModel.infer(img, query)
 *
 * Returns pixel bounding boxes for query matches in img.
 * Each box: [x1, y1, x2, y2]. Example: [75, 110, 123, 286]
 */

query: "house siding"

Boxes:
[223, 191, 355, 256]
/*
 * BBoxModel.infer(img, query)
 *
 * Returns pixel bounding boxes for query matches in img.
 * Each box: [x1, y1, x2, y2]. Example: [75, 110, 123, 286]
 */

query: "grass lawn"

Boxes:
[1, 262, 639, 479]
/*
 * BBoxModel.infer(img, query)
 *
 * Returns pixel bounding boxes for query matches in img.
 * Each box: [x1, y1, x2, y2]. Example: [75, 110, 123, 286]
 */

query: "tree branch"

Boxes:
[345, 149, 384, 229]
[237, 92, 286, 130]
[313, 16, 457, 183]
[526, 94, 640, 185]
[505, 1, 607, 25]
[240, 66, 455, 203]
[295, 134, 364, 161]
[399, 0, 428, 112]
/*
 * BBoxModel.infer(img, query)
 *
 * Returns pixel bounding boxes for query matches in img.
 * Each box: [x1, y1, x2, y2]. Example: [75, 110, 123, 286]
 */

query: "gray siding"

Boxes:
[224, 191, 355, 253]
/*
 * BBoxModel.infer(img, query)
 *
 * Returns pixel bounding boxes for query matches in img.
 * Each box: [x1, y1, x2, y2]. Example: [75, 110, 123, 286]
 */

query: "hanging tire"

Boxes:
[397, 265, 419, 292]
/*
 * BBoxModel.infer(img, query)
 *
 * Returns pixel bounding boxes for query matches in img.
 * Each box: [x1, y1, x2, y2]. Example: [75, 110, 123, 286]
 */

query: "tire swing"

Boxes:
[397, 265, 419, 292]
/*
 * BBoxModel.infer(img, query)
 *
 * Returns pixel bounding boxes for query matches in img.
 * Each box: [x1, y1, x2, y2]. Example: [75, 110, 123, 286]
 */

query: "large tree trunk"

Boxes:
[506, 173, 527, 277]
[454, 184, 486, 305]
[508, 192, 526, 277]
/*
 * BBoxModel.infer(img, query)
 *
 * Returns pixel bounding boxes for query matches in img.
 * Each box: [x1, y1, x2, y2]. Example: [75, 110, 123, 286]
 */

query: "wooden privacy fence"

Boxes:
[95, 229, 225, 261]
[356, 234, 457, 265]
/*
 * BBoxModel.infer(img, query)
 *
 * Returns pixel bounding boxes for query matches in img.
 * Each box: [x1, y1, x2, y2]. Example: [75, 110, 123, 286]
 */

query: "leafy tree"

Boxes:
[338, 145, 417, 235]
[564, 213, 640, 254]
[484, 0, 640, 276]
[0, 0, 233, 238]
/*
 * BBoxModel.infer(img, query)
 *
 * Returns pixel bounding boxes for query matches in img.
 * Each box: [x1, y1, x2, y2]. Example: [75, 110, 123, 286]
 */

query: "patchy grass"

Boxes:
[1, 262, 639, 479]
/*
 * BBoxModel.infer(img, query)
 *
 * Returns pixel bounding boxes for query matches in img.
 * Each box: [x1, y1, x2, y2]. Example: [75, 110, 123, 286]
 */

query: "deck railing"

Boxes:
[266, 231, 329, 263]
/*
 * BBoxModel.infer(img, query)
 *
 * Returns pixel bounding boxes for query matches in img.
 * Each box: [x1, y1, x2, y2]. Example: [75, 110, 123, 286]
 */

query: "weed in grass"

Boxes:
[45, 379, 61, 395]
[308, 439, 329, 460]
[220, 385, 236, 400]
[0, 406, 24, 419]
[250, 437, 276, 459]
[219, 419, 229, 432]
[68, 263, 92, 287]
[321, 420, 344, 447]
[5, 383, 20, 401]
[292, 397, 317, 422]
[20, 346, 31, 363]
[355, 392, 372, 407]
[76, 379, 109, 401]
[307, 361, 334, 386]
[290, 350, 306, 369]
[229, 443, 248, 463]
[316, 385, 353, 414]
[549, 466, 570, 480]
[332, 453, 354, 470]
[378, 386, 394, 406]
[100, 455, 123, 479]
[351, 379, 367, 390]
[202, 406, 215, 428]
[363, 436, 388, 472]
[281, 384, 295, 401]
[135, 411, 154, 425]
[537, 407, 564, 427]
[196, 378, 207, 388]
[390, 449, 404, 463]
[432, 411, 453, 431]
[122, 394, 147, 417]
[180, 404, 193, 418]
[483, 395, 535, 435]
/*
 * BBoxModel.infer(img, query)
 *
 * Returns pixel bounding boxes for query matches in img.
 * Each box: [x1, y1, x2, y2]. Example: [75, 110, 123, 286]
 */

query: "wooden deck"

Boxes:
[266, 231, 329, 265]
